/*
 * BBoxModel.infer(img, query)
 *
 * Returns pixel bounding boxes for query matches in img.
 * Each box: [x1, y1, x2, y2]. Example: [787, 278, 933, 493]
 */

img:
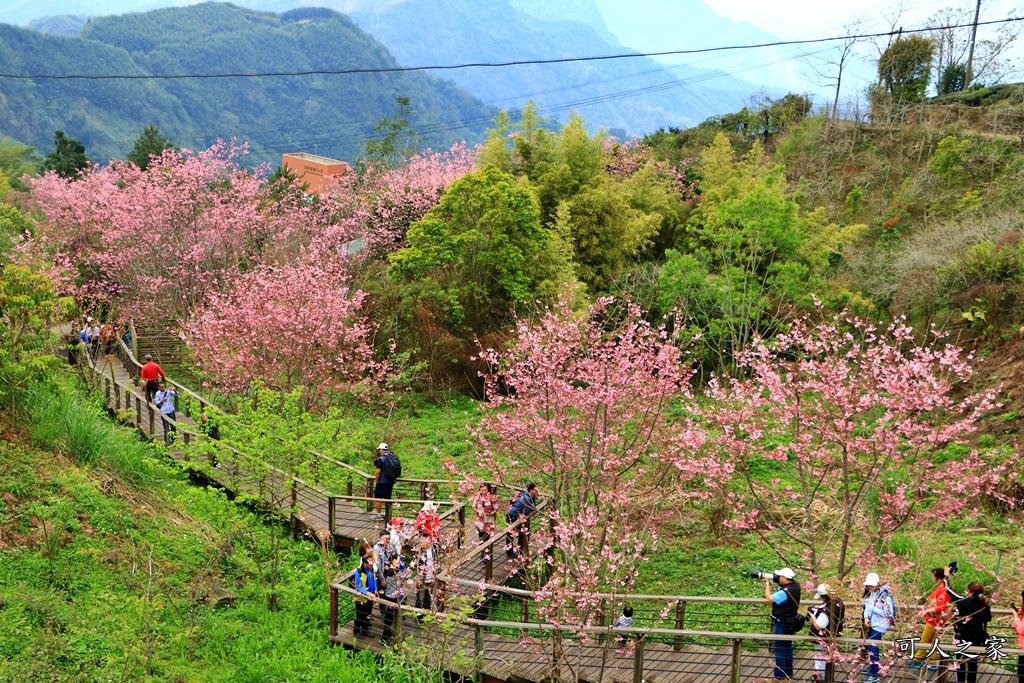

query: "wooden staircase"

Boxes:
[134, 320, 188, 368]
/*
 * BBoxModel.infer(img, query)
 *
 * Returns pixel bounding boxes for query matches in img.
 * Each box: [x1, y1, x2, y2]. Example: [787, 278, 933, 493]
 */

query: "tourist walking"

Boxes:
[473, 483, 497, 564]
[373, 443, 401, 519]
[909, 568, 952, 670]
[99, 322, 115, 356]
[154, 382, 177, 444]
[140, 354, 167, 405]
[613, 605, 634, 647]
[861, 572, 895, 683]
[505, 483, 538, 558]
[953, 582, 991, 683]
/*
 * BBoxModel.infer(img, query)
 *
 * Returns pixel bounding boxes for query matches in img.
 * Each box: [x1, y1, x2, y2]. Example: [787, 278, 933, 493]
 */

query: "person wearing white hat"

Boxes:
[808, 583, 845, 681]
[862, 572, 896, 683]
[373, 443, 401, 519]
[764, 567, 801, 680]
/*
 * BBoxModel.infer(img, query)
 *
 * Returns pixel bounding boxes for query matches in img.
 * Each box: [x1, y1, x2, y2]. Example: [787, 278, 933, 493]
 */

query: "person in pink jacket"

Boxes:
[1012, 590, 1024, 683]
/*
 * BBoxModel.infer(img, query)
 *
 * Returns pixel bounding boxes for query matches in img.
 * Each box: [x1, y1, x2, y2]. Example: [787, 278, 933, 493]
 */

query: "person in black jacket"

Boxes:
[764, 568, 801, 680]
[953, 582, 991, 683]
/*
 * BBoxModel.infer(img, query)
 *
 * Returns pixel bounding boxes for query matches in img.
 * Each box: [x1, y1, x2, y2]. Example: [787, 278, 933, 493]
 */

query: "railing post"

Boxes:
[457, 505, 466, 549]
[825, 655, 835, 683]
[136, 396, 142, 427]
[520, 517, 530, 557]
[346, 477, 353, 497]
[328, 496, 336, 535]
[633, 635, 645, 683]
[104, 377, 110, 404]
[183, 431, 191, 453]
[329, 586, 338, 642]
[420, 481, 427, 500]
[366, 479, 373, 513]
[485, 549, 493, 582]
[597, 598, 606, 643]
[148, 403, 155, 437]
[290, 478, 298, 538]
[113, 382, 119, 408]
[674, 600, 686, 651]
[394, 601, 403, 643]
[474, 623, 484, 683]
[520, 597, 528, 623]
[730, 638, 741, 683]
[384, 500, 392, 526]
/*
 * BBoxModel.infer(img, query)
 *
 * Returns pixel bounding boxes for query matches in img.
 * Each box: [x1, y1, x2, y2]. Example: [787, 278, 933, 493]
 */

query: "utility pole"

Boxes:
[965, 0, 982, 88]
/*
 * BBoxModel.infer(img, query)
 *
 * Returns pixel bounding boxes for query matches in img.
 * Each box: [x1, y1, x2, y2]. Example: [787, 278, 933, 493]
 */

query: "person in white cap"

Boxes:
[808, 583, 845, 681]
[764, 567, 801, 680]
[373, 443, 401, 519]
[862, 572, 896, 683]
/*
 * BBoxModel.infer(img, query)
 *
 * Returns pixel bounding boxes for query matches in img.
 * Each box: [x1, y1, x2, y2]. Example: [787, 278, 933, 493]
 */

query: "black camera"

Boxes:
[750, 570, 779, 581]
[948, 561, 958, 575]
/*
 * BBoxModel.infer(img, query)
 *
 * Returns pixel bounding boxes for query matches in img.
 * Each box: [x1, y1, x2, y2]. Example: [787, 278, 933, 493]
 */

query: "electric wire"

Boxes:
[0, 16, 1021, 80]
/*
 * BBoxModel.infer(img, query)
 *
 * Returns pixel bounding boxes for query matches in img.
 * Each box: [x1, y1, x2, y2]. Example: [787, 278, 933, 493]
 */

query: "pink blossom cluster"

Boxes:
[469, 293, 713, 630]
[704, 313, 1015, 580]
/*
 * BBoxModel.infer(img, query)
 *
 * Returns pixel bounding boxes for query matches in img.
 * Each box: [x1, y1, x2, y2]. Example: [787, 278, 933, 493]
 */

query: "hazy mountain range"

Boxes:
[0, 0, 794, 162]
[0, 4, 497, 164]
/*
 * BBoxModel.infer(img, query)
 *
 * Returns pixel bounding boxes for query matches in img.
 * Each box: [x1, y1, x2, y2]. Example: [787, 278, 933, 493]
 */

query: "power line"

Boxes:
[2, 17, 1022, 81]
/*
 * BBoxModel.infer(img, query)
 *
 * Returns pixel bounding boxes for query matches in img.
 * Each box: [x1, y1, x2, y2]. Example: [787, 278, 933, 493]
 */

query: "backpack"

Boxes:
[382, 452, 402, 481]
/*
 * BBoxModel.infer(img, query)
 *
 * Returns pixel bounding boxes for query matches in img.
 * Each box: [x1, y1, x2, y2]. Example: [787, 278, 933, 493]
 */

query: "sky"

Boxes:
[696, 0, 1024, 104]
[706, 0, 1020, 41]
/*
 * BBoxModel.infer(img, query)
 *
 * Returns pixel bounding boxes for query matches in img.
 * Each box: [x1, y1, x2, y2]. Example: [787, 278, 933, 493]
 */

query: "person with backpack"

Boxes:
[504, 483, 538, 558]
[808, 583, 845, 682]
[909, 568, 953, 670]
[764, 567, 801, 681]
[862, 572, 896, 683]
[373, 443, 401, 520]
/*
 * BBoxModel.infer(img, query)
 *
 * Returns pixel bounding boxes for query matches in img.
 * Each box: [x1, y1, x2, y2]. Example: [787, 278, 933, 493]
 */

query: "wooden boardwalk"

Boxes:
[84, 342, 1023, 683]
[87, 346, 463, 550]
[328, 582, 1022, 683]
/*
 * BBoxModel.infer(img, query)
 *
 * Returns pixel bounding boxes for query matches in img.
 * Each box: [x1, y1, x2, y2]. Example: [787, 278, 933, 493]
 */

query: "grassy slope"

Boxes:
[0, 403, 389, 682]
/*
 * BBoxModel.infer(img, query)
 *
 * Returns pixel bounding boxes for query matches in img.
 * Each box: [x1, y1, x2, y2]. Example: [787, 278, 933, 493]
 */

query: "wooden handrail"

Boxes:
[331, 582, 1024, 654]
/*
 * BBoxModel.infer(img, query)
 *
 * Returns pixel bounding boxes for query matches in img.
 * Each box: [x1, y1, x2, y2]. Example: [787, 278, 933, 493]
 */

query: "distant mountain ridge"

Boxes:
[351, 0, 775, 133]
[7, 0, 790, 136]
[0, 3, 496, 165]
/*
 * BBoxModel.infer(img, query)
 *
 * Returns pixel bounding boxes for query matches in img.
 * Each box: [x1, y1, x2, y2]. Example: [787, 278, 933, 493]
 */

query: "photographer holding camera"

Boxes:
[759, 568, 802, 680]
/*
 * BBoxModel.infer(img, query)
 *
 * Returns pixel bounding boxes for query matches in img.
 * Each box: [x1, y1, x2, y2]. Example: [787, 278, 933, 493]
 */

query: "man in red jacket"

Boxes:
[140, 355, 167, 405]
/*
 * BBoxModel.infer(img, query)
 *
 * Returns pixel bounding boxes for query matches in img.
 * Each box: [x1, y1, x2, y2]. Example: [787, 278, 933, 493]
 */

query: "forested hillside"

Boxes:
[0, 3, 496, 165]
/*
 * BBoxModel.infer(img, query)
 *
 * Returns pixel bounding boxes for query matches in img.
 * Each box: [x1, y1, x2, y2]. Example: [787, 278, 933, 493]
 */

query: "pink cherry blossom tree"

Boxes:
[319, 143, 476, 257]
[703, 313, 1016, 579]
[183, 258, 374, 410]
[25, 140, 317, 325]
[470, 293, 713, 638]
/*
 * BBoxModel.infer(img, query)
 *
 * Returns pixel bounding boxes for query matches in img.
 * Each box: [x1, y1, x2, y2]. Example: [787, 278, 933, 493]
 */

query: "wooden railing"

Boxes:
[329, 581, 1024, 683]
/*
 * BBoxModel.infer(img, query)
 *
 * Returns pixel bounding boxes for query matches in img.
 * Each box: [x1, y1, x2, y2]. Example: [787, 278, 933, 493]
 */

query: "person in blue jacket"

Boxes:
[353, 552, 378, 638]
[861, 572, 896, 683]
